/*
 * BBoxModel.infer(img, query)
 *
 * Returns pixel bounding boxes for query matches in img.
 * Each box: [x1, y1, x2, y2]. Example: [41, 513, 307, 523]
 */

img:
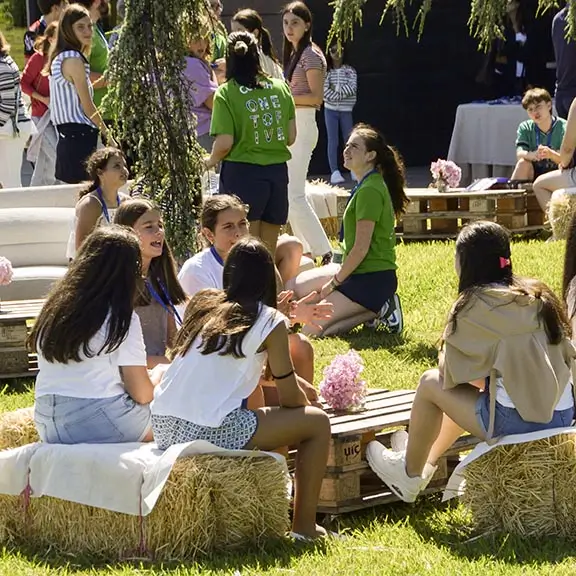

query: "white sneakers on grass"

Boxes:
[330, 170, 345, 185]
[366, 441, 437, 503]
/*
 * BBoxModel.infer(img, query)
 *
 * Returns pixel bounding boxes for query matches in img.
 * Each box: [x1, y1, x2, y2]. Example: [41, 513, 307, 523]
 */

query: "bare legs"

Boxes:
[275, 234, 304, 285]
[532, 170, 573, 212]
[247, 406, 331, 538]
[510, 158, 534, 181]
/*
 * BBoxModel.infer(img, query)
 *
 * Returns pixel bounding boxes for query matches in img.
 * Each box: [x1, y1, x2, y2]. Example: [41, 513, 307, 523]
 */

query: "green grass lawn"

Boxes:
[1, 26, 25, 69]
[0, 239, 575, 575]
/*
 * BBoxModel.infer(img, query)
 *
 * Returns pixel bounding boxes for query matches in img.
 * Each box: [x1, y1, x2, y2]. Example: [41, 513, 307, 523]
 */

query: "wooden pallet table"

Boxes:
[399, 188, 545, 239]
[0, 299, 44, 379]
[288, 389, 479, 515]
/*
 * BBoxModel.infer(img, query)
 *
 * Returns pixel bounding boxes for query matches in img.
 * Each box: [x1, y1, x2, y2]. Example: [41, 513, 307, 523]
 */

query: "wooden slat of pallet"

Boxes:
[405, 188, 527, 199]
[327, 400, 414, 427]
[331, 409, 413, 435]
[321, 389, 414, 415]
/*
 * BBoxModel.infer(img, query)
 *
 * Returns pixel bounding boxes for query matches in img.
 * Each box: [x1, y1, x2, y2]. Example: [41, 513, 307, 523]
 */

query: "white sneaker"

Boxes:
[364, 294, 404, 334]
[330, 170, 345, 185]
[366, 442, 436, 503]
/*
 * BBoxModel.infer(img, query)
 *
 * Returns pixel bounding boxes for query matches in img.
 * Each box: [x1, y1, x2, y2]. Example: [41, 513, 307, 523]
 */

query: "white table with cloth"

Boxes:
[447, 102, 528, 186]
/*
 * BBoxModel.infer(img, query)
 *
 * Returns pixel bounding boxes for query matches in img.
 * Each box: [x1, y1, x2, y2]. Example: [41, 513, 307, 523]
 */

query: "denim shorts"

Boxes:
[476, 392, 575, 437]
[34, 393, 152, 444]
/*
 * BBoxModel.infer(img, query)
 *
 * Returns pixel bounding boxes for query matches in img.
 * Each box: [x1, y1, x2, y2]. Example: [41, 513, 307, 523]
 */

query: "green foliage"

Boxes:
[329, 0, 571, 52]
[105, 0, 207, 259]
[8, 0, 24, 27]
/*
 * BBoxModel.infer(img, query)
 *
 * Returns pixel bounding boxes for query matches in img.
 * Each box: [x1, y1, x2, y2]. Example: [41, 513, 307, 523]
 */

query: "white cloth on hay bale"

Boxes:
[305, 179, 349, 220]
[0, 440, 290, 516]
[442, 426, 576, 501]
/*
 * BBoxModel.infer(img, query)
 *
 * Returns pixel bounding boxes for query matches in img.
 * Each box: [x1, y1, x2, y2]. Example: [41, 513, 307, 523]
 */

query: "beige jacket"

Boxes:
[442, 286, 576, 442]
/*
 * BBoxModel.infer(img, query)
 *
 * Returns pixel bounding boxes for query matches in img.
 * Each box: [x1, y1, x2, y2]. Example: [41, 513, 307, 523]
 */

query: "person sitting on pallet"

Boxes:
[151, 237, 332, 541]
[366, 220, 576, 503]
[177, 194, 331, 408]
[288, 123, 407, 337]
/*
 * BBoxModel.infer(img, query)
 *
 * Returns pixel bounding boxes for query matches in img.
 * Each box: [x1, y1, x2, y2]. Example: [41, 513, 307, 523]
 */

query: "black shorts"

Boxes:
[219, 161, 289, 225]
[55, 123, 99, 184]
[336, 269, 398, 313]
[533, 160, 556, 180]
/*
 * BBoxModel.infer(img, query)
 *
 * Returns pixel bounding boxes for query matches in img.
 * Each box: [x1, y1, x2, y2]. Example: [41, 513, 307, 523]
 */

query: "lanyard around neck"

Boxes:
[95, 187, 120, 223]
[535, 118, 557, 149]
[145, 278, 183, 327]
[210, 245, 225, 266]
[339, 169, 378, 241]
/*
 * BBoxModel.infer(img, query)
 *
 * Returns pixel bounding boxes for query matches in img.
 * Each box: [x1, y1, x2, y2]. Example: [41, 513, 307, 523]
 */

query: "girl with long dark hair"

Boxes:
[291, 123, 408, 336]
[281, 1, 332, 263]
[151, 236, 331, 539]
[367, 220, 575, 503]
[30, 226, 156, 444]
[205, 31, 296, 254]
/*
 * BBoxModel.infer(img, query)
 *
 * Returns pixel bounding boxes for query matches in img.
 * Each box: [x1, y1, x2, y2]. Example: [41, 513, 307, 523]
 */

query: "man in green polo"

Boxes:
[76, 0, 110, 117]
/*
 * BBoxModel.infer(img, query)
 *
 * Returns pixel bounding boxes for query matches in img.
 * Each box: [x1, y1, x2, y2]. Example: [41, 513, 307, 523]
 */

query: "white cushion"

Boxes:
[0, 207, 73, 267]
[0, 266, 67, 300]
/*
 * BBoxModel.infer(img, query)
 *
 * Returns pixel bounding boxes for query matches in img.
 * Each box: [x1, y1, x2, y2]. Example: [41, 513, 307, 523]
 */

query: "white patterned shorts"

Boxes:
[152, 407, 258, 451]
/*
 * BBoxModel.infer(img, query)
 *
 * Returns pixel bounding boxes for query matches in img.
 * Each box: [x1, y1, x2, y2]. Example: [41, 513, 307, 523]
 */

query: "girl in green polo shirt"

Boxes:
[291, 123, 408, 337]
[205, 31, 296, 256]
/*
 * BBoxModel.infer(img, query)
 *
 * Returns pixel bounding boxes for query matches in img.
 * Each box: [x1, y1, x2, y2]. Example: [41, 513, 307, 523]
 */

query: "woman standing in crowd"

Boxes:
[152, 237, 331, 540]
[324, 42, 357, 185]
[231, 9, 283, 79]
[67, 147, 130, 259]
[31, 226, 156, 444]
[206, 31, 296, 254]
[114, 199, 188, 368]
[292, 124, 407, 337]
[367, 221, 575, 503]
[183, 20, 219, 152]
[0, 31, 32, 188]
[47, 3, 114, 184]
[282, 1, 332, 264]
[21, 22, 58, 187]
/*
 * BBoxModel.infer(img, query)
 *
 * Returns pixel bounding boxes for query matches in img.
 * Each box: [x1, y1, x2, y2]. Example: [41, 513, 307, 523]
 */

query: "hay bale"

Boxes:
[0, 407, 38, 451]
[0, 454, 289, 560]
[548, 189, 576, 240]
[462, 434, 576, 537]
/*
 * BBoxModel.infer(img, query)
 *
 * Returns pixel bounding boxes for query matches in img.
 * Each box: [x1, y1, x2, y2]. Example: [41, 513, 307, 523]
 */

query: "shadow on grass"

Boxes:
[340, 328, 438, 362]
[3, 536, 327, 573]
[0, 378, 34, 396]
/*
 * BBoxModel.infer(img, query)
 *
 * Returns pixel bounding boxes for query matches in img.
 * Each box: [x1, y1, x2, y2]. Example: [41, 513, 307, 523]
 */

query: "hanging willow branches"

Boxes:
[104, 0, 207, 259]
[328, 0, 575, 52]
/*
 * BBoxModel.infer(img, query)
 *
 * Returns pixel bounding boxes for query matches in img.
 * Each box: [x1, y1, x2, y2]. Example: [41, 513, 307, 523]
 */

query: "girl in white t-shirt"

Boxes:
[152, 237, 331, 540]
[31, 226, 157, 444]
[66, 147, 130, 260]
[114, 199, 188, 368]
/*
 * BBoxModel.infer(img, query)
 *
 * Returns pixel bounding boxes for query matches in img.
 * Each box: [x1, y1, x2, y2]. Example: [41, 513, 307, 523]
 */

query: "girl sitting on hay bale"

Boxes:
[178, 194, 332, 403]
[288, 123, 407, 337]
[152, 237, 331, 540]
[114, 199, 187, 368]
[366, 220, 576, 503]
[29, 226, 158, 444]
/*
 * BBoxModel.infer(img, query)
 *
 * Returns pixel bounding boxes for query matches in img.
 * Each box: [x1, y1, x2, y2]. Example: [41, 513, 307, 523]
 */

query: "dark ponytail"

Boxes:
[226, 31, 263, 89]
[232, 8, 280, 64]
[352, 123, 408, 218]
[78, 147, 124, 199]
[260, 27, 279, 62]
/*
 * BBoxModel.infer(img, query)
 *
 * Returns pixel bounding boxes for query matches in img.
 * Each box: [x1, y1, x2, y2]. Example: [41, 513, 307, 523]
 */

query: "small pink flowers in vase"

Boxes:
[0, 257, 13, 312]
[320, 349, 367, 412]
[430, 159, 462, 193]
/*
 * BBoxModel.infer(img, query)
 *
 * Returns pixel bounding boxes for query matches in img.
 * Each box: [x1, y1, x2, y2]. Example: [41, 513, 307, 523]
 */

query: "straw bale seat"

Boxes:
[462, 433, 576, 537]
[548, 188, 576, 240]
[0, 407, 38, 451]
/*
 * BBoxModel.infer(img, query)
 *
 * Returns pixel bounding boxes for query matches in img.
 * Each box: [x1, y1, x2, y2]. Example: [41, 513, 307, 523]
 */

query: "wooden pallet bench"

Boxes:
[288, 389, 479, 515]
[0, 299, 44, 379]
[398, 188, 544, 240]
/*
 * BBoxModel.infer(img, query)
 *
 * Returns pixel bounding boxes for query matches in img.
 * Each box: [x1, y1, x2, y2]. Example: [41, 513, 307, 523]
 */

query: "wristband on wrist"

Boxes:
[333, 274, 342, 285]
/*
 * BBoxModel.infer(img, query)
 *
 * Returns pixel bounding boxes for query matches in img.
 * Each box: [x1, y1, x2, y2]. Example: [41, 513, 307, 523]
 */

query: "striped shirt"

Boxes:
[323, 65, 357, 112]
[49, 50, 96, 127]
[0, 55, 30, 128]
[287, 44, 326, 109]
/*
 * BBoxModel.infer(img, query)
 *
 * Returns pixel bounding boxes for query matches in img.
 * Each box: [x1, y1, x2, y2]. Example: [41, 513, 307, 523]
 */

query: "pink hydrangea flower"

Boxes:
[319, 349, 367, 411]
[430, 159, 462, 188]
[0, 257, 12, 286]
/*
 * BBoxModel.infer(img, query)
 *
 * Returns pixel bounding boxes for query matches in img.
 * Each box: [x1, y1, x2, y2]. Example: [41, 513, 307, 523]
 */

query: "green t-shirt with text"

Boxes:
[342, 172, 397, 274]
[90, 26, 109, 110]
[210, 77, 296, 165]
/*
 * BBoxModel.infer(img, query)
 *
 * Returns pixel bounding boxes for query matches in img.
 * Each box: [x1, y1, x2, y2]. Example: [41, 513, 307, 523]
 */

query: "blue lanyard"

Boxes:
[95, 187, 120, 223]
[210, 245, 224, 266]
[145, 278, 183, 327]
[535, 118, 556, 149]
[339, 169, 378, 241]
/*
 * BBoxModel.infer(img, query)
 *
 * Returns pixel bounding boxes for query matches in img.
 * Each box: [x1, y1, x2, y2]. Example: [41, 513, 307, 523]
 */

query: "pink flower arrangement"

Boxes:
[430, 159, 462, 188]
[0, 257, 12, 286]
[319, 349, 367, 411]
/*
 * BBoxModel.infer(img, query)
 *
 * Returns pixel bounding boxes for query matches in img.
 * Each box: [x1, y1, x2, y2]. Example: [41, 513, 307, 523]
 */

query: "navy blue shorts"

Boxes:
[219, 161, 289, 225]
[335, 269, 398, 313]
